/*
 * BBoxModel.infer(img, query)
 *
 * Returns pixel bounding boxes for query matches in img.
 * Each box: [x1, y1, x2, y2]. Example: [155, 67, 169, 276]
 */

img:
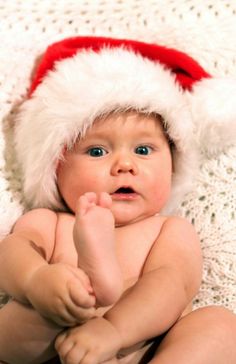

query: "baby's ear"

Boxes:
[188, 77, 236, 158]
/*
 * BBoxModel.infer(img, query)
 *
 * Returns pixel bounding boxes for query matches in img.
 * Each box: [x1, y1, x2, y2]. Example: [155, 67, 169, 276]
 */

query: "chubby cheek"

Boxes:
[153, 183, 172, 211]
[56, 161, 81, 211]
[57, 161, 107, 211]
[148, 171, 172, 212]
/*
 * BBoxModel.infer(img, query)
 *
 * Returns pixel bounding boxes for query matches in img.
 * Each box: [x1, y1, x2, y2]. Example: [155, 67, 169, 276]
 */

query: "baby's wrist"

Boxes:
[24, 264, 48, 302]
[103, 315, 124, 350]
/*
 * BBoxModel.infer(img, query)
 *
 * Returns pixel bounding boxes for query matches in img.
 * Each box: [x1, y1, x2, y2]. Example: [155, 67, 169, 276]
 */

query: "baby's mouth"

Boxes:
[116, 187, 134, 193]
[111, 187, 138, 201]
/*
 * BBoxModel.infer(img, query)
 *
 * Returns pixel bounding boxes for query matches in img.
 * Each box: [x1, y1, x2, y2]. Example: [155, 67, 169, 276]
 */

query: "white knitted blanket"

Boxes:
[0, 0, 235, 312]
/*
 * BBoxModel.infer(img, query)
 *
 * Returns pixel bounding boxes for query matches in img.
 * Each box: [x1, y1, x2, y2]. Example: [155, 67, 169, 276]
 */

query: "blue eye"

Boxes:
[135, 146, 152, 155]
[88, 147, 106, 157]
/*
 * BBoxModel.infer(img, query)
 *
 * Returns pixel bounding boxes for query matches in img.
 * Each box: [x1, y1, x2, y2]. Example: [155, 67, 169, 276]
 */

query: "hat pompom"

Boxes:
[190, 77, 236, 157]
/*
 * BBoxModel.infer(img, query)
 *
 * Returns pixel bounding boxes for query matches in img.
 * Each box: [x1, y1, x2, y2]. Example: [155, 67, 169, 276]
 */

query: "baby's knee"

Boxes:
[194, 306, 236, 341]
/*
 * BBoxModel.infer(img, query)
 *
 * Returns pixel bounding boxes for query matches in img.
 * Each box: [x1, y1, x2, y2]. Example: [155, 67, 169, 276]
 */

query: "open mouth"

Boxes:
[111, 186, 138, 201]
[115, 187, 135, 194]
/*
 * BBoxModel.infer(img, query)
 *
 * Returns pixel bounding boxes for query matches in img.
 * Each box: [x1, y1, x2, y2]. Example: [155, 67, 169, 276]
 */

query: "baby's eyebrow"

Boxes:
[79, 135, 108, 144]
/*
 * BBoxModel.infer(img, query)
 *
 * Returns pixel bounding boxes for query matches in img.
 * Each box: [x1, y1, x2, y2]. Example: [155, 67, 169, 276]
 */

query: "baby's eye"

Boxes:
[87, 147, 107, 157]
[135, 146, 152, 155]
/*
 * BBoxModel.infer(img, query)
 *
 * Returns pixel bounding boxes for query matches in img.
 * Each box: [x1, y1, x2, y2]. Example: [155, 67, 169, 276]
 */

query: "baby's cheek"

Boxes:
[153, 185, 172, 211]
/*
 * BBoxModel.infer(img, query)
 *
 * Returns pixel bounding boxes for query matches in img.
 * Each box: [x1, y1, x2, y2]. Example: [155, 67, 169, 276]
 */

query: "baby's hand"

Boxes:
[55, 317, 122, 364]
[25, 263, 96, 326]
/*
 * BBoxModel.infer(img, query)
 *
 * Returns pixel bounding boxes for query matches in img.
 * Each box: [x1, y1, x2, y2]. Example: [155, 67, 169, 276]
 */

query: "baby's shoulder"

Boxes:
[143, 214, 199, 253]
[13, 208, 58, 233]
[159, 215, 197, 235]
[13, 208, 59, 259]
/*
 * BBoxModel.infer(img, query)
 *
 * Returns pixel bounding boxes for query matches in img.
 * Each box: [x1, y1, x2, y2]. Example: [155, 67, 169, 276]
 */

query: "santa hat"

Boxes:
[14, 36, 210, 213]
[189, 77, 236, 157]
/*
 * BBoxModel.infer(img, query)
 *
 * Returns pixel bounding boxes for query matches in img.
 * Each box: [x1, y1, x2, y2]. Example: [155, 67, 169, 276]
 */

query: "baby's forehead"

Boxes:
[83, 110, 166, 138]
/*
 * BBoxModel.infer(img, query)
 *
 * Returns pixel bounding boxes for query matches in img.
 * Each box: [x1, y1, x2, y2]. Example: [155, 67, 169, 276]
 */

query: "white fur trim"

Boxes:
[15, 47, 198, 213]
[190, 77, 236, 157]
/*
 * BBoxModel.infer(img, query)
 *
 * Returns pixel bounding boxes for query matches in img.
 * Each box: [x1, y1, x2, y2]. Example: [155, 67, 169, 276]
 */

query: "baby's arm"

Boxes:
[0, 209, 95, 326]
[0, 209, 56, 300]
[0, 299, 61, 364]
[106, 216, 202, 346]
[56, 216, 202, 364]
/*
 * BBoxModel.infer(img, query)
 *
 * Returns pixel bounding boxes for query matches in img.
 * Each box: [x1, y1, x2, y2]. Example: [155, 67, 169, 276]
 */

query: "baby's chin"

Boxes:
[114, 211, 157, 227]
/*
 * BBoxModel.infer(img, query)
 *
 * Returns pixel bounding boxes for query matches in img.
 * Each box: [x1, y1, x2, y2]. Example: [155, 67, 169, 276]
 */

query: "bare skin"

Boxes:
[0, 203, 198, 364]
[73, 192, 123, 306]
[0, 112, 235, 364]
[55, 192, 198, 364]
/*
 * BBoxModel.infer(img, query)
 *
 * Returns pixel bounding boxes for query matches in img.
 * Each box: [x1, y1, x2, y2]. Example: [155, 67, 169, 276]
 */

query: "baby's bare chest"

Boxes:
[52, 213, 164, 282]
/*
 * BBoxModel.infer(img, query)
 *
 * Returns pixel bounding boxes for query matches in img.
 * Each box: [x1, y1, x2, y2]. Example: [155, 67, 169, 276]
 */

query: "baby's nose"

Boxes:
[111, 154, 138, 175]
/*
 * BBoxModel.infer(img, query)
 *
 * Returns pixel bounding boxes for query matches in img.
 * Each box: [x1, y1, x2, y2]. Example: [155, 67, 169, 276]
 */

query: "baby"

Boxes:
[0, 36, 235, 364]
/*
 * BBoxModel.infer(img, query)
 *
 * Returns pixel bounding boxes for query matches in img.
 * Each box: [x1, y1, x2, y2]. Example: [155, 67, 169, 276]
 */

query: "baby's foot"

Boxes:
[74, 192, 123, 307]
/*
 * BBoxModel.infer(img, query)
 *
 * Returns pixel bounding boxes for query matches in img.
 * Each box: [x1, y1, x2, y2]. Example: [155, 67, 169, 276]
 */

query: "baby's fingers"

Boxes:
[64, 282, 96, 323]
[49, 309, 83, 327]
[66, 265, 94, 294]
[66, 304, 96, 324]
[55, 331, 86, 364]
[55, 330, 69, 351]
[68, 281, 96, 308]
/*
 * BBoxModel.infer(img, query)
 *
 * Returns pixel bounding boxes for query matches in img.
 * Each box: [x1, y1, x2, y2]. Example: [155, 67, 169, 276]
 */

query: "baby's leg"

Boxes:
[73, 192, 123, 307]
[151, 306, 236, 364]
[0, 300, 61, 364]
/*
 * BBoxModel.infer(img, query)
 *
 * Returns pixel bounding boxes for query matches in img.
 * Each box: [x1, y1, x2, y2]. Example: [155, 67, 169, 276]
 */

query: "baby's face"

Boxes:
[57, 111, 172, 226]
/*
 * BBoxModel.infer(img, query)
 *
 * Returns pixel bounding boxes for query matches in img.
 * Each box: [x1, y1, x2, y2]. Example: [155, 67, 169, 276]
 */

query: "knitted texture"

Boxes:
[180, 148, 236, 312]
[0, 0, 236, 312]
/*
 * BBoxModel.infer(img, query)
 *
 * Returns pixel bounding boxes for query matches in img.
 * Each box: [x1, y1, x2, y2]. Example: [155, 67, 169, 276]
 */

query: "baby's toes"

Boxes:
[99, 192, 113, 209]
[76, 192, 97, 216]
[83, 192, 98, 205]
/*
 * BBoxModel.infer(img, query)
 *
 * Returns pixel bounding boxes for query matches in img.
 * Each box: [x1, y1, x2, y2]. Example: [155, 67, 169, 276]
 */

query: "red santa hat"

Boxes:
[14, 36, 211, 213]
